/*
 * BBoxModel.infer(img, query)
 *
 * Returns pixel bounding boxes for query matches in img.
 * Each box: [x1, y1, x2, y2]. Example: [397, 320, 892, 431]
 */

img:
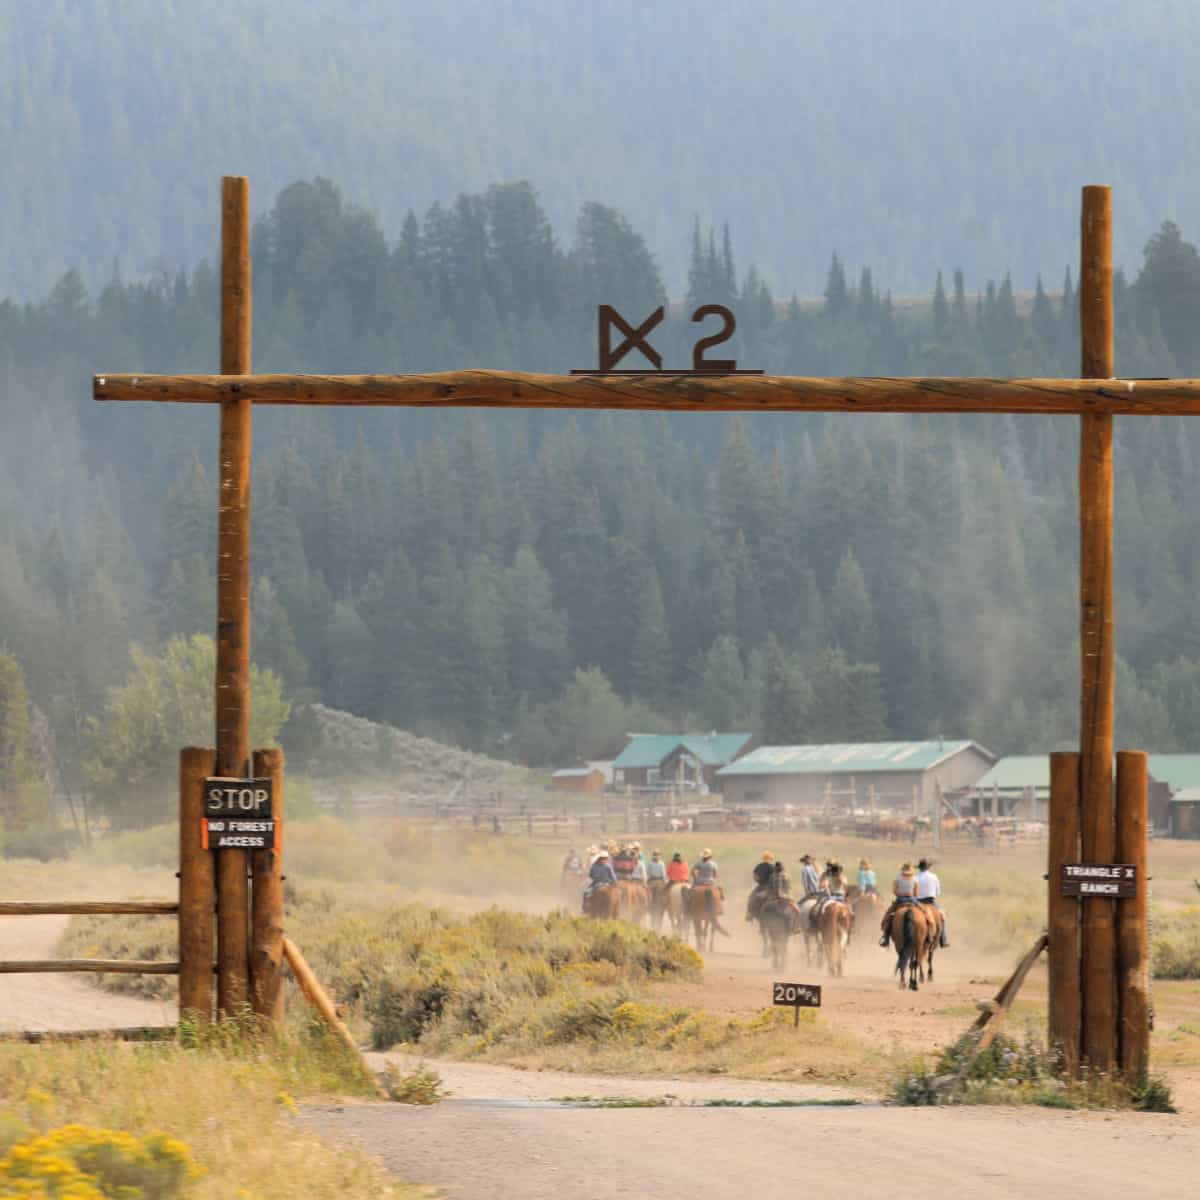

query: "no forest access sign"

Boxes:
[202, 776, 277, 850]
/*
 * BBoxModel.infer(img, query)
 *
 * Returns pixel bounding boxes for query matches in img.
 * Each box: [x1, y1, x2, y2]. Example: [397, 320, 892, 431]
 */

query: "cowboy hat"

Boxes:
[672, 852, 683, 862]
[701, 848, 712, 859]
[799, 854, 813, 864]
[900, 862, 915, 875]
[859, 857, 871, 868]
[761, 851, 775, 863]
[597, 850, 610, 859]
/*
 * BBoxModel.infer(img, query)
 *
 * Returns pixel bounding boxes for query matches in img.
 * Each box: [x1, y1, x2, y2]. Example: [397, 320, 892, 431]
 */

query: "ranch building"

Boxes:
[960, 753, 1180, 831]
[716, 740, 994, 817]
[1147, 754, 1200, 833]
[962, 756, 1051, 822]
[611, 732, 754, 792]
[550, 766, 607, 794]
[1168, 789, 1200, 838]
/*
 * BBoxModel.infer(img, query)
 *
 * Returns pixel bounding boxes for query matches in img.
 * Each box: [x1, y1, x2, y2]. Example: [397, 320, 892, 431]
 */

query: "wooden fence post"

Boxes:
[1079, 183, 1116, 1072]
[216, 174, 253, 1017]
[179, 747, 216, 1021]
[1115, 750, 1149, 1081]
[1048, 751, 1082, 1074]
[251, 747, 285, 1021]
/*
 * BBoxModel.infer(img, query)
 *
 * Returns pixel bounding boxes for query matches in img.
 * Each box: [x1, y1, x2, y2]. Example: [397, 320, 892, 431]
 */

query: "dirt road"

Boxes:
[0, 914, 174, 1032]
[307, 1057, 1193, 1200]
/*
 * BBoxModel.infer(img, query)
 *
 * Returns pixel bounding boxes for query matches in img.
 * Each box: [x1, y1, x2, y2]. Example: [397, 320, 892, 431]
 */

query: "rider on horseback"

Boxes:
[857, 857, 877, 895]
[879, 861, 918, 945]
[746, 851, 776, 922]
[630, 842, 649, 884]
[916, 858, 949, 947]
[583, 849, 617, 912]
[646, 849, 667, 884]
[799, 853, 821, 897]
[821, 858, 847, 899]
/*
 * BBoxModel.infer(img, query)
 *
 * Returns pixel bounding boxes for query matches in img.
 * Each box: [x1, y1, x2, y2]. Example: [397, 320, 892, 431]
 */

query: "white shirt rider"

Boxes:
[916, 867, 941, 900]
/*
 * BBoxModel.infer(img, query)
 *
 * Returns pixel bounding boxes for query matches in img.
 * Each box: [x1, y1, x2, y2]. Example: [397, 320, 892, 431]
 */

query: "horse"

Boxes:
[758, 898, 803, 970]
[664, 882, 688, 935]
[616, 879, 650, 925]
[850, 890, 884, 946]
[583, 883, 621, 921]
[792, 897, 823, 967]
[686, 883, 729, 952]
[817, 899, 853, 977]
[888, 902, 929, 991]
[917, 901, 943, 982]
[647, 879, 669, 931]
[560, 867, 586, 908]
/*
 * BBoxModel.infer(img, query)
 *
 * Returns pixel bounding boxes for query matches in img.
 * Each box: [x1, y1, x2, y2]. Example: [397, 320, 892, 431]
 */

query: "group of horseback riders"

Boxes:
[744, 852, 857, 929]
[568, 841, 722, 913]
[743, 851, 947, 945]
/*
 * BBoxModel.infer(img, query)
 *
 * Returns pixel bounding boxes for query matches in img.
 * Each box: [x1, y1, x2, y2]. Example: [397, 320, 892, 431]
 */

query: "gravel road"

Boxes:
[306, 1056, 1194, 1200]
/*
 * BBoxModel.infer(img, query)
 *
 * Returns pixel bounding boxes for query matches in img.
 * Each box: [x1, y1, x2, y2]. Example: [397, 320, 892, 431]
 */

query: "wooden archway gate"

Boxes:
[97, 178, 1162, 1078]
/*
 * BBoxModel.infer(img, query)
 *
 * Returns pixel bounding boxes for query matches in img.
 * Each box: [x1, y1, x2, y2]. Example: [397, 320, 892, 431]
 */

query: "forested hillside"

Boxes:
[5, 176, 1200, 825]
[6, 1, 1200, 296]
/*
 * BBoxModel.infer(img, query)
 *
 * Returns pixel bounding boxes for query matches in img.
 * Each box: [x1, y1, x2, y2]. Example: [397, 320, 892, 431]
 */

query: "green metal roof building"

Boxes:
[716, 740, 994, 815]
[612, 733, 754, 792]
[969, 753, 1188, 829]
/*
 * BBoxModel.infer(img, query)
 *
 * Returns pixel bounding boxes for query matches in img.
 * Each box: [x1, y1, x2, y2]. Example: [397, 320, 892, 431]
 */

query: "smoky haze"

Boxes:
[2, 0, 1197, 297]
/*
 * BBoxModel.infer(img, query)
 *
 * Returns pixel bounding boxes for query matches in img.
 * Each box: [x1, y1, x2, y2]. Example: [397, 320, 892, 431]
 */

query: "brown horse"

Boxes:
[851, 890, 884, 945]
[616, 880, 650, 925]
[647, 879, 669, 931]
[917, 901, 942, 982]
[583, 883, 621, 921]
[817, 899, 853, 977]
[686, 883, 729, 952]
[888, 902, 929, 990]
[758, 899, 803, 970]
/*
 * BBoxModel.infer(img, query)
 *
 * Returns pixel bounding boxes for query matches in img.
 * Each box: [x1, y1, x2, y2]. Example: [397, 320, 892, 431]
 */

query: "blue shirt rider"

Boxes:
[799, 854, 821, 896]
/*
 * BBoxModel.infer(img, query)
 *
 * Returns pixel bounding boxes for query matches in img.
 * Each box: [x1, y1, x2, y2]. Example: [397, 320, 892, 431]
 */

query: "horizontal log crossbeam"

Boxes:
[0, 901, 178, 916]
[94, 372, 1200, 416]
[0, 960, 180, 975]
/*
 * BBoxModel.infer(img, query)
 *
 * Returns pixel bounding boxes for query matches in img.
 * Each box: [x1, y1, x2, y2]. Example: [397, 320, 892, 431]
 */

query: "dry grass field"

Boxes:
[14, 818, 1198, 1108]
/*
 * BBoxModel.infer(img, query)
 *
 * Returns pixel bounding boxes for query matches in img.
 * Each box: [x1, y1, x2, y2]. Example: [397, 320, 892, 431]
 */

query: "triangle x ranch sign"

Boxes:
[1060, 863, 1137, 898]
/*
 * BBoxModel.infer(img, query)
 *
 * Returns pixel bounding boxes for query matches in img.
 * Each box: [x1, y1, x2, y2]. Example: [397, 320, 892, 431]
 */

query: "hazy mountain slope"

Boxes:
[4, 0, 1198, 297]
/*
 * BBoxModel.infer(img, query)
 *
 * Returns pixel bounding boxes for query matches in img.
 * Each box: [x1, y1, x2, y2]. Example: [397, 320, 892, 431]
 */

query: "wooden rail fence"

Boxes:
[0, 900, 181, 978]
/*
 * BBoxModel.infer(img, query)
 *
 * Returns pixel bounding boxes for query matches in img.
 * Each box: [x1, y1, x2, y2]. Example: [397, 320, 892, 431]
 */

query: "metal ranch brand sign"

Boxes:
[571, 304, 763, 375]
[202, 777, 277, 850]
[1060, 863, 1137, 898]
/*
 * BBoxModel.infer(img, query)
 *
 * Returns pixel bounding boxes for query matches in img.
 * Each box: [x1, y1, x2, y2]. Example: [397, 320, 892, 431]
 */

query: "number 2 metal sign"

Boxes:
[571, 304, 763, 375]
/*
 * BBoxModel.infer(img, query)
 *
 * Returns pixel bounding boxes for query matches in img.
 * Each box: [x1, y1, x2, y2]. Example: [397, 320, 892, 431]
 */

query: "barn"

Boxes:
[1168, 790, 1200, 838]
[966, 756, 1051, 821]
[550, 767, 607, 794]
[611, 733, 753, 791]
[961, 752, 1180, 831]
[716, 740, 994, 816]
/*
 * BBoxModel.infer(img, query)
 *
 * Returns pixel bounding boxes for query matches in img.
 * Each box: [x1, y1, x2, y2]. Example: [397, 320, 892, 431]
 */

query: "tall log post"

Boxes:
[251, 748, 285, 1021]
[1078, 184, 1116, 1072]
[216, 175, 253, 1016]
[1048, 751, 1082, 1074]
[1115, 750, 1150, 1081]
[179, 747, 216, 1021]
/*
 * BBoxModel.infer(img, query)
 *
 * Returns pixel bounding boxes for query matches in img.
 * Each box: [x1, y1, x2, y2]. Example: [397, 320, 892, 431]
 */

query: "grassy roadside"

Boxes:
[0, 1020, 435, 1199]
